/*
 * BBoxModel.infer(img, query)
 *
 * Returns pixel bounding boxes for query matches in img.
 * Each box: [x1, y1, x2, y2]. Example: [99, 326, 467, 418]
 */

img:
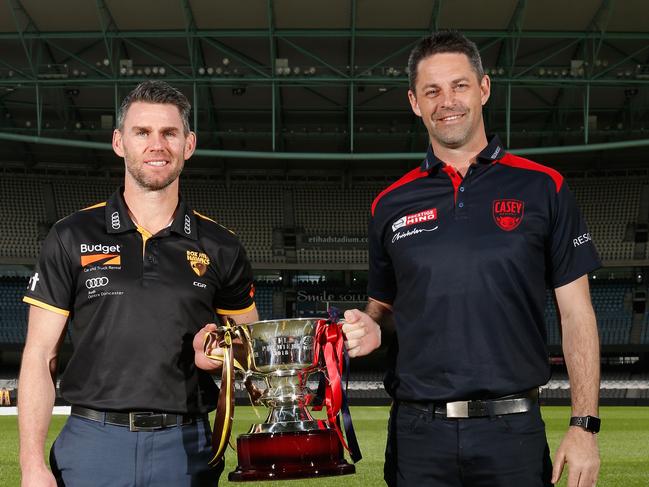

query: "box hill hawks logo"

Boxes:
[80, 243, 121, 267]
[493, 199, 524, 231]
[187, 250, 210, 277]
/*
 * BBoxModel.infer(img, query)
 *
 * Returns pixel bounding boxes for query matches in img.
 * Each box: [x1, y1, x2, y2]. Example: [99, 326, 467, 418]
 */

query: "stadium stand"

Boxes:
[545, 281, 634, 345]
[569, 177, 644, 262]
[0, 176, 47, 260]
[0, 276, 29, 345]
[0, 174, 647, 266]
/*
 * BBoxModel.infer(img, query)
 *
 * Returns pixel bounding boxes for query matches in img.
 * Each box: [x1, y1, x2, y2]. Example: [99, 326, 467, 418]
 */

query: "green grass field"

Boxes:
[1, 406, 648, 486]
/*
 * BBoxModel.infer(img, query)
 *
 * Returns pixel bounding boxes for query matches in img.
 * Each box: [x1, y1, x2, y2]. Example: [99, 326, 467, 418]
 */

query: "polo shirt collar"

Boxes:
[420, 134, 506, 172]
[105, 188, 198, 240]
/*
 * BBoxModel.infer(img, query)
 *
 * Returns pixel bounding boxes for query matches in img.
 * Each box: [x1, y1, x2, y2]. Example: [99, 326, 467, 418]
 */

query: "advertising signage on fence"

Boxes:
[296, 290, 368, 303]
[301, 235, 368, 249]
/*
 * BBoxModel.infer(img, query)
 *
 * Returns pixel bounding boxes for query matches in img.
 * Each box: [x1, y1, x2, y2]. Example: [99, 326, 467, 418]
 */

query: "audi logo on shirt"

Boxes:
[85, 277, 109, 289]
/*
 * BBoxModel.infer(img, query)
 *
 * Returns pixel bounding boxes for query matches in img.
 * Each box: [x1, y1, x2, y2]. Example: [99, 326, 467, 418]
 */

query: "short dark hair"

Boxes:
[117, 80, 191, 134]
[407, 30, 484, 92]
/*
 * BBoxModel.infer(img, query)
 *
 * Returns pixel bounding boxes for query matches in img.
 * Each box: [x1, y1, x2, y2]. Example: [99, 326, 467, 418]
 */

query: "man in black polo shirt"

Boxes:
[343, 31, 601, 487]
[18, 81, 258, 486]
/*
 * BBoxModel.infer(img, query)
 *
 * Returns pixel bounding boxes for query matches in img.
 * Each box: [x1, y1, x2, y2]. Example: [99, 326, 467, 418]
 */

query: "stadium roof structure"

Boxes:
[0, 0, 648, 174]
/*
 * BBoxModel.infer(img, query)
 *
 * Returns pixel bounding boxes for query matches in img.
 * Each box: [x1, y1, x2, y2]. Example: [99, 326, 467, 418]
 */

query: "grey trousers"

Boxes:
[50, 414, 220, 486]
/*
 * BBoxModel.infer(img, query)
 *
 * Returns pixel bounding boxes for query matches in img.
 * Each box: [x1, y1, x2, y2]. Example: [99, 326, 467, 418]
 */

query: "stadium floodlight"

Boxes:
[103, 58, 110, 66]
[158, 67, 166, 75]
[144, 67, 151, 76]
[207, 67, 214, 75]
[222, 57, 230, 66]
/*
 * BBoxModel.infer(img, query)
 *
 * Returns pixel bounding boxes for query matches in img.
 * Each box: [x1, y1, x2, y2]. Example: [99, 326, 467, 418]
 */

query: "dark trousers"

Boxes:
[384, 401, 553, 487]
[50, 415, 220, 487]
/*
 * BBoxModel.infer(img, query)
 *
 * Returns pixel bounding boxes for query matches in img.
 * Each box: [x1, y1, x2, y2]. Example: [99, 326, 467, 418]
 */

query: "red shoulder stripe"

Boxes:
[498, 153, 564, 193]
[371, 167, 428, 216]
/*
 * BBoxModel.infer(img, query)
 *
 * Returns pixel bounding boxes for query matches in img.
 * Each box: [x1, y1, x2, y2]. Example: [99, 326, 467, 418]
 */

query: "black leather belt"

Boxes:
[71, 405, 204, 432]
[399, 389, 539, 419]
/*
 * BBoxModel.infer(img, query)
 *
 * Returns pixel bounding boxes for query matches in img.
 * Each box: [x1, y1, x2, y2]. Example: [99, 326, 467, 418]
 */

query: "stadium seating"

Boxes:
[569, 177, 644, 262]
[544, 282, 633, 345]
[0, 174, 646, 266]
[0, 276, 29, 344]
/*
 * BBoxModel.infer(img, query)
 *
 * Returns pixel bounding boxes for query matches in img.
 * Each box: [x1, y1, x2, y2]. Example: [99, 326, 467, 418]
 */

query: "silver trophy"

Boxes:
[210, 318, 357, 481]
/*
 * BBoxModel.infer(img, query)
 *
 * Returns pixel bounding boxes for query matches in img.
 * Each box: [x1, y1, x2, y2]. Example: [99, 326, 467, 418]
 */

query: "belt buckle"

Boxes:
[129, 412, 165, 432]
[445, 401, 470, 418]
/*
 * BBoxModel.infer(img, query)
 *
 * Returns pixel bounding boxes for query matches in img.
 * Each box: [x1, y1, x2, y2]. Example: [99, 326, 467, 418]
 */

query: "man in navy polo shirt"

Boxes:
[343, 31, 601, 487]
[19, 81, 258, 486]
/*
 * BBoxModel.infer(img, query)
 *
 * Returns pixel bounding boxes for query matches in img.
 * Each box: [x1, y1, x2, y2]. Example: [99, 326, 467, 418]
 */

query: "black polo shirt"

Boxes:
[24, 188, 255, 414]
[369, 136, 600, 402]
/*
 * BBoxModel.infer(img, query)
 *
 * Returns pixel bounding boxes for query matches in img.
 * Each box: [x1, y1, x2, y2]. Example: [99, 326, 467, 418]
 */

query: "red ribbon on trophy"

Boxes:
[312, 316, 362, 463]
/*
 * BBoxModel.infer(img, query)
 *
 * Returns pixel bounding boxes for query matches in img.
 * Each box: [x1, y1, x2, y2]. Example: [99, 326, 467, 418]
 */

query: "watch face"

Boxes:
[571, 416, 600, 433]
[586, 416, 601, 433]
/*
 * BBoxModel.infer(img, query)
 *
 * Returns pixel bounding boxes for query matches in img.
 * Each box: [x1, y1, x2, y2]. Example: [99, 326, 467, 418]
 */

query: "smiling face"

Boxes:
[408, 52, 490, 152]
[112, 101, 196, 192]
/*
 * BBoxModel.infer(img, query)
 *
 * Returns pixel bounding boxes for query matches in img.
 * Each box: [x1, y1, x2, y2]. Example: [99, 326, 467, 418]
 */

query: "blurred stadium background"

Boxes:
[0, 0, 649, 483]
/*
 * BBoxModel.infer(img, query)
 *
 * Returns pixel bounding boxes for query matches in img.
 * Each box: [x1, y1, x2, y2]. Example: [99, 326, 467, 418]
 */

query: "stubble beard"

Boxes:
[124, 152, 184, 191]
[428, 109, 474, 149]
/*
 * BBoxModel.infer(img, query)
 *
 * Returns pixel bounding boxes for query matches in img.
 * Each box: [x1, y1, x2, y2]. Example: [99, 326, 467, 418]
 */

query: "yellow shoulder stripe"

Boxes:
[23, 297, 70, 317]
[216, 303, 256, 316]
[193, 210, 217, 223]
[81, 201, 107, 211]
[193, 210, 236, 235]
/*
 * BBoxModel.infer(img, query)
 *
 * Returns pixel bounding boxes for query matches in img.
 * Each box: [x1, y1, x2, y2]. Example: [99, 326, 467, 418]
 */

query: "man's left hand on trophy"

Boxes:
[341, 309, 382, 358]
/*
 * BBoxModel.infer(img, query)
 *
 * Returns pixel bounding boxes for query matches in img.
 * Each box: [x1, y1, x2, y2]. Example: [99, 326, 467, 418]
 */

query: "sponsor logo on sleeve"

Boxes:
[27, 272, 40, 291]
[187, 250, 210, 277]
[573, 232, 592, 247]
[184, 215, 191, 235]
[493, 199, 524, 231]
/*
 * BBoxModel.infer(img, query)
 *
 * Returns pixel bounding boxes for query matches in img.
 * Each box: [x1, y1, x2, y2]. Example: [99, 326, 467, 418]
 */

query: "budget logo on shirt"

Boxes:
[79, 243, 122, 267]
[493, 199, 524, 231]
[392, 208, 437, 232]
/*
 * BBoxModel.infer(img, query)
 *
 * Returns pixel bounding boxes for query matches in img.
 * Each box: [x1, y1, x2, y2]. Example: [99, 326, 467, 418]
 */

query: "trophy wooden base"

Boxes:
[228, 429, 356, 481]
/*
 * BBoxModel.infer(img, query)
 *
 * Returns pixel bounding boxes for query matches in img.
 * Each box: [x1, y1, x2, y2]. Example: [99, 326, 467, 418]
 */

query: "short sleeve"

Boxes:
[213, 243, 255, 315]
[367, 212, 397, 303]
[548, 182, 601, 288]
[23, 225, 75, 316]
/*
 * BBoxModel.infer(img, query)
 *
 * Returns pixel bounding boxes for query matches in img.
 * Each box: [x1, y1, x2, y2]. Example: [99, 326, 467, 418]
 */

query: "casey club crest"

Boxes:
[492, 199, 524, 231]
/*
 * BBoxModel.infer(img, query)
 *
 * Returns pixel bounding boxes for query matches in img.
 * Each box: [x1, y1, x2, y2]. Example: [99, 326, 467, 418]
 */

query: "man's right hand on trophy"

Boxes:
[342, 309, 381, 358]
[193, 323, 249, 372]
[193, 323, 223, 372]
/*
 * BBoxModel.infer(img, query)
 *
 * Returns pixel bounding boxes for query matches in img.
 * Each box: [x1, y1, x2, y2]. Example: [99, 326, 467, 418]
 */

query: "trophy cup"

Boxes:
[204, 317, 361, 481]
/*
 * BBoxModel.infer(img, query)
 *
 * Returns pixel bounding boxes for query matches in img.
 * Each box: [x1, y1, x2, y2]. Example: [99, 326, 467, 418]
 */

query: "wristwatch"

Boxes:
[569, 415, 601, 433]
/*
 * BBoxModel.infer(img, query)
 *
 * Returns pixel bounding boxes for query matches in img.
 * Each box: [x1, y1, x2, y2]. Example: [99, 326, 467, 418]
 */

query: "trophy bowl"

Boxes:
[227, 318, 356, 481]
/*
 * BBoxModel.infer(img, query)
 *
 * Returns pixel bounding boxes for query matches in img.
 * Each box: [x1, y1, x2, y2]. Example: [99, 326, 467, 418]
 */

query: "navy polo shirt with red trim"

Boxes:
[24, 188, 255, 414]
[369, 136, 600, 402]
